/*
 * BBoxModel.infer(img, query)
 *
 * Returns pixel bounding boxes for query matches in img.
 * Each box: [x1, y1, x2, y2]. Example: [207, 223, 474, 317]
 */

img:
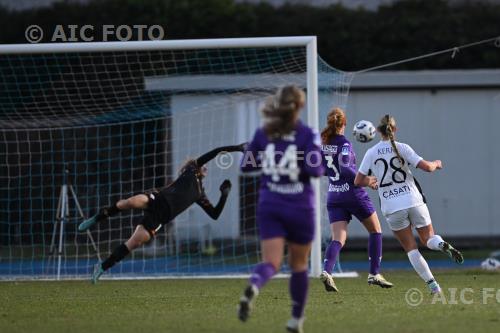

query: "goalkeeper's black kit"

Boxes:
[97, 144, 243, 272]
[138, 144, 243, 237]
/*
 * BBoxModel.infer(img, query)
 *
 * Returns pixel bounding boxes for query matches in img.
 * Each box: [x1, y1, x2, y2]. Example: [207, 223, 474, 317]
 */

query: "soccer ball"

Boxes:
[481, 258, 500, 271]
[481, 251, 500, 271]
[353, 120, 376, 143]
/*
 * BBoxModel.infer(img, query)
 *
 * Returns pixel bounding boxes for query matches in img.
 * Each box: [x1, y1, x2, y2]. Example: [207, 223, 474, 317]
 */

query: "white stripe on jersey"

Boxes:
[358, 140, 424, 215]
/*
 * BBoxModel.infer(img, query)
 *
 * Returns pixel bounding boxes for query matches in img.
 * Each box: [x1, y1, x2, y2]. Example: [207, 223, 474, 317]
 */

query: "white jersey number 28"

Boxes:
[374, 156, 407, 187]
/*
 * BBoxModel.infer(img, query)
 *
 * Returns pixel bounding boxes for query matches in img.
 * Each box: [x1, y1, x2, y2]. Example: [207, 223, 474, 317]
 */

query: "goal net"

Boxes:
[0, 37, 352, 280]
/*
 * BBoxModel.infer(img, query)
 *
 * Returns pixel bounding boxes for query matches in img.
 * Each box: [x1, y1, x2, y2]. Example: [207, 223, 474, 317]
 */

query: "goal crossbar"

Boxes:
[0, 36, 316, 54]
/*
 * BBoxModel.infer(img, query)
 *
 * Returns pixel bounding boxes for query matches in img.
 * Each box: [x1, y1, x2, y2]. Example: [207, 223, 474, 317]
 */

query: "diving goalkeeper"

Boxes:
[78, 143, 246, 283]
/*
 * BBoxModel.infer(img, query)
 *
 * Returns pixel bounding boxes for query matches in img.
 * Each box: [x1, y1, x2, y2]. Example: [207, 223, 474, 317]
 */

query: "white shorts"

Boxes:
[384, 204, 432, 231]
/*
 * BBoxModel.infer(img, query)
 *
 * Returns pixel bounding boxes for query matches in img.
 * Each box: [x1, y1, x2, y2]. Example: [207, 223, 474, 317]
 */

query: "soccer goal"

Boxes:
[0, 37, 352, 280]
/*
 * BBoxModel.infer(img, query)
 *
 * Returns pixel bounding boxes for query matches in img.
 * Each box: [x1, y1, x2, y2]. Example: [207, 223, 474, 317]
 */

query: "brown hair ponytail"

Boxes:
[321, 107, 346, 144]
[262, 85, 305, 138]
[378, 114, 403, 165]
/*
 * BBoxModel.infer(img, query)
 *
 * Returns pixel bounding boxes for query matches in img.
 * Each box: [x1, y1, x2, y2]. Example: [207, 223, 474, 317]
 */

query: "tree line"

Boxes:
[0, 0, 498, 71]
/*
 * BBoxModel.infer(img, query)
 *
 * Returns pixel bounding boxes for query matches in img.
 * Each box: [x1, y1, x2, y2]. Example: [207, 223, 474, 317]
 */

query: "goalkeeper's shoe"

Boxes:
[237, 284, 258, 322]
[286, 317, 305, 333]
[78, 209, 108, 232]
[427, 279, 442, 294]
[319, 271, 338, 292]
[367, 273, 394, 288]
[91, 263, 104, 284]
[439, 242, 464, 265]
[78, 215, 98, 232]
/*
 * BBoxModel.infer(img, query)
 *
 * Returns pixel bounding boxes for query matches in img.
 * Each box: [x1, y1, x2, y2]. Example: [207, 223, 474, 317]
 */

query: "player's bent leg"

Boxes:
[287, 242, 311, 333]
[417, 225, 464, 264]
[125, 225, 152, 250]
[361, 213, 393, 288]
[92, 225, 151, 284]
[78, 203, 118, 232]
[118, 194, 149, 210]
[238, 238, 284, 322]
[415, 222, 435, 245]
[79, 194, 150, 232]
[321, 221, 346, 292]
[394, 226, 442, 293]
[361, 212, 382, 234]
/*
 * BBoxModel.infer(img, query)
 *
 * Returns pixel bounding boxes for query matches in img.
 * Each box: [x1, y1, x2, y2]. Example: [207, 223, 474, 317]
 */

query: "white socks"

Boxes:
[407, 249, 435, 283]
[426, 235, 444, 251]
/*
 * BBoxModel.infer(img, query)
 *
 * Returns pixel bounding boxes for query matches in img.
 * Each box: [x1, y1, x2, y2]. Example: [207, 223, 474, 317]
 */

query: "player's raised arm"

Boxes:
[195, 143, 246, 167]
[354, 150, 377, 189]
[240, 131, 261, 173]
[354, 172, 379, 190]
[417, 159, 442, 172]
[196, 180, 232, 220]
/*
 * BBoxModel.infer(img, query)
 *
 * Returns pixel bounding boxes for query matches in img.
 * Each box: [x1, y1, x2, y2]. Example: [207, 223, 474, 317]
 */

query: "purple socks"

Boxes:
[250, 263, 309, 320]
[290, 270, 308, 319]
[322, 240, 342, 273]
[249, 262, 276, 289]
[368, 232, 382, 275]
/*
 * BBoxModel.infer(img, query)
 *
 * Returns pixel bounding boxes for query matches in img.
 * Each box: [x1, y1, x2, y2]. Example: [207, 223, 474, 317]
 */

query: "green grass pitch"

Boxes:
[1, 270, 499, 333]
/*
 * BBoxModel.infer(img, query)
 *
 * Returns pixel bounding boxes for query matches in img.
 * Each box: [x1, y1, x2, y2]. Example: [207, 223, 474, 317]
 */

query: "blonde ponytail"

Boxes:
[378, 114, 403, 165]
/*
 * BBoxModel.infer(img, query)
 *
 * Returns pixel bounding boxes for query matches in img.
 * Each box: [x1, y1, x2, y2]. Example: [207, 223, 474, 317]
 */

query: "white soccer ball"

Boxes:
[481, 258, 500, 271]
[353, 120, 376, 143]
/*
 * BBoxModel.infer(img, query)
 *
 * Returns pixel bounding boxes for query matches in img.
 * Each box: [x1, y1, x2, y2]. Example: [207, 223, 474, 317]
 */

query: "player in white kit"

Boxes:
[354, 115, 463, 294]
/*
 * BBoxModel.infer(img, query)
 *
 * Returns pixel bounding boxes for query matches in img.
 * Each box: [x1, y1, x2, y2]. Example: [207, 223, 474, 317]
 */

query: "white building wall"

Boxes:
[151, 69, 500, 240]
[337, 87, 500, 237]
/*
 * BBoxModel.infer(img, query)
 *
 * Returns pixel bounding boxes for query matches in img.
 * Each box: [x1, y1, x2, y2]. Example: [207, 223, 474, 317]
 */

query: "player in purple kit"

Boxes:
[320, 108, 393, 291]
[237, 85, 324, 333]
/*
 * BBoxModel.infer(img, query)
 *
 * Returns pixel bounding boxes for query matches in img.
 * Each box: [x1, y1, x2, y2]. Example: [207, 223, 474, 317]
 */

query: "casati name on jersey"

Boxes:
[382, 184, 411, 199]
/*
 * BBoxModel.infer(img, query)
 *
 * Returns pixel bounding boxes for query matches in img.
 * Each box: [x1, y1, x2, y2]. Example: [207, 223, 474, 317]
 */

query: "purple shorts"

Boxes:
[327, 197, 375, 224]
[257, 204, 315, 244]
